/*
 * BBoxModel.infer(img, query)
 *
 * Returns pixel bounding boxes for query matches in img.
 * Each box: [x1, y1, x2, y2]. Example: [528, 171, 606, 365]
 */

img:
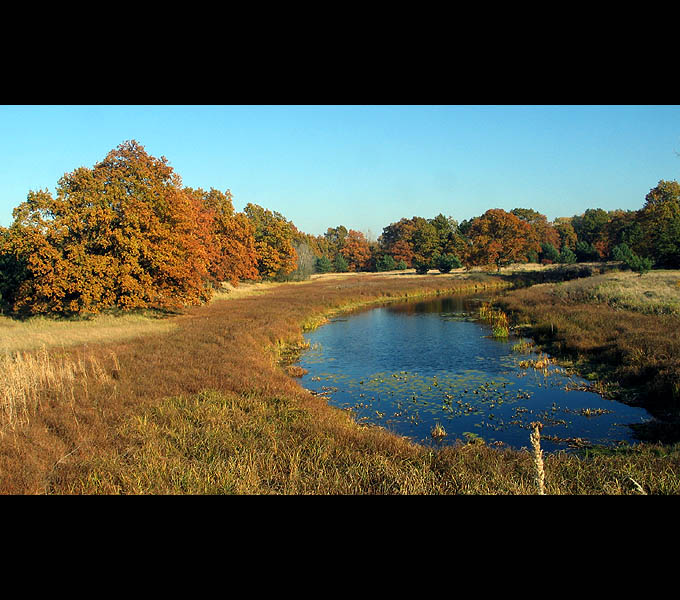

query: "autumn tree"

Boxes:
[184, 187, 259, 286]
[2, 141, 212, 314]
[571, 208, 611, 259]
[340, 229, 372, 271]
[553, 217, 578, 250]
[465, 209, 540, 271]
[511, 208, 560, 261]
[243, 203, 298, 279]
[638, 180, 680, 268]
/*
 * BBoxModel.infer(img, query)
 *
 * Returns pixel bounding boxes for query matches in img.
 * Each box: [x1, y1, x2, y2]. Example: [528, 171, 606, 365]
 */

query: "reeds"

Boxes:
[479, 302, 510, 338]
[0, 346, 117, 433]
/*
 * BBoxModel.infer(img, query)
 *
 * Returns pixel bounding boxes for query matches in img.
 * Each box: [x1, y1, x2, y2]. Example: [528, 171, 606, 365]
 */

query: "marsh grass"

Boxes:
[0, 346, 119, 432]
[498, 269, 680, 425]
[3, 270, 680, 494]
[550, 269, 680, 316]
[479, 302, 510, 338]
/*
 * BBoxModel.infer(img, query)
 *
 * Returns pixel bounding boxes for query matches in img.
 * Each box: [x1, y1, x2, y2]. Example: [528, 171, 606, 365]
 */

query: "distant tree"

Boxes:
[278, 240, 317, 281]
[413, 259, 431, 274]
[387, 239, 414, 267]
[244, 203, 298, 279]
[572, 208, 611, 258]
[574, 240, 600, 262]
[558, 246, 577, 264]
[512, 208, 561, 251]
[315, 255, 333, 273]
[540, 242, 560, 263]
[638, 180, 680, 268]
[185, 187, 259, 286]
[466, 209, 539, 271]
[339, 229, 372, 271]
[553, 217, 578, 250]
[613, 243, 653, 275]
[334, 253, 349, 272]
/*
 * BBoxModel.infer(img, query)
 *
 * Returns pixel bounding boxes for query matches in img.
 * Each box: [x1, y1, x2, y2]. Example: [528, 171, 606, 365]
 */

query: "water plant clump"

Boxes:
[479, 301, 510, 338]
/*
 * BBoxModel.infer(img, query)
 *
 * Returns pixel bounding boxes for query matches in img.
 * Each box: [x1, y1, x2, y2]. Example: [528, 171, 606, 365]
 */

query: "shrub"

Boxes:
[413, 259, 431, 274]
[375, 254, 397, 272]
[315, 256, 333, 273]
[334, 254, 349, 273]
[435, 253, 462, 273]
[540, 242, 560, 263]
[396, 259, 408, 270]
[612, 243, 653, 276]
[558, 246, 577, 264]
[575, 241, 600, 262]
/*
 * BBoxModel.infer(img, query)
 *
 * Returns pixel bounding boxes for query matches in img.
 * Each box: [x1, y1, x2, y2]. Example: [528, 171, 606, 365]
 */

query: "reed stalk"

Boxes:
[530, 421, 546, 495]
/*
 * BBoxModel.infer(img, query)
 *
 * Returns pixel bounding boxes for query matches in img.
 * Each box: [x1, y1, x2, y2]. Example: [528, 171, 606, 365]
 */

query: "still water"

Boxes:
[298, 294, 652, 453]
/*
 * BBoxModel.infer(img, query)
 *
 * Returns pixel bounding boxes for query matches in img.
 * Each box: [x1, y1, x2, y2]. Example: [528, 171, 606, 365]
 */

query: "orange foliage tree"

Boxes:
[185, 187, 259, 286]
[340, 229, 372, 271]
[2, 140, 213, 314]
[243, 203, 298, 279]
[465, 208, 540, 270]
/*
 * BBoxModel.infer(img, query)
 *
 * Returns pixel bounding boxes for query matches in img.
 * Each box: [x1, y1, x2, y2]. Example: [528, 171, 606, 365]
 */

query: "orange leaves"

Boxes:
[3, 141, 215, 314]
[340, 229, 371, 271]
[466, 209, 540, 270]
[244, 203, 298, 279]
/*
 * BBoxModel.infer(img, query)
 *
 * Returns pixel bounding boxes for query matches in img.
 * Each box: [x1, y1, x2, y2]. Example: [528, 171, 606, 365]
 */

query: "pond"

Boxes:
[297, 294, 653, 453]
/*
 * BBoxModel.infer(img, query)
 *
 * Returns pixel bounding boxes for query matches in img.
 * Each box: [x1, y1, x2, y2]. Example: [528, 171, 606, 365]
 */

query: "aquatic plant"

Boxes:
[431, 422, 447, 439]
[479, 302, 510, 338]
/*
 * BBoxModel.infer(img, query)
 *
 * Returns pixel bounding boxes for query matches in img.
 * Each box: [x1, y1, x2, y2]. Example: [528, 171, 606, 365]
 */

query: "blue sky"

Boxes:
[1, 105, 678, 237]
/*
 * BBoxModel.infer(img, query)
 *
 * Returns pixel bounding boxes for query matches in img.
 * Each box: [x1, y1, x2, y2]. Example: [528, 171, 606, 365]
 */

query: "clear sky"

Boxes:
[1, 105, 679, 237]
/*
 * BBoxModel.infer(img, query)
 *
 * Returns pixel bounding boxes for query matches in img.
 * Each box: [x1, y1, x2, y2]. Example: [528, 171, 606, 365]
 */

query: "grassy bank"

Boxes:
[2, 269, 680, 494]
[496, 269, 680, 440]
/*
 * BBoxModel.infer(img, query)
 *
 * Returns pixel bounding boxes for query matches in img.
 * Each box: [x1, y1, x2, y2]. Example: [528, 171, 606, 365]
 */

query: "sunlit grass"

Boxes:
[0, 311, 178, 355]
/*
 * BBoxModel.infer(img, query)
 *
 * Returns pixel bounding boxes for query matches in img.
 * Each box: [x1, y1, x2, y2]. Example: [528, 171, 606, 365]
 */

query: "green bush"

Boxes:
[558, 246, 577, 264]
[435, 253, 462, 273]
[375, 254, 396, 272]
[334, 254, 349, 273]
[396, 259, 408, 270]
[413, 259, 431, 274]
[612, 243, 653, 275]
[315, 256, 333, 273]
[540, 242, 560, 263]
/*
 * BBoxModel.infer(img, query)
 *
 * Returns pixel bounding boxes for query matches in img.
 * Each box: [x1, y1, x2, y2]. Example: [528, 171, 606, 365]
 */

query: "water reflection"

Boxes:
[298, 294, 652, 452]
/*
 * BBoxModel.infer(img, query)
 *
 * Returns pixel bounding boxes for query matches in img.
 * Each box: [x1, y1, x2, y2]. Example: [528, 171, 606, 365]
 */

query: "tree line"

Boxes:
[1, 140, 678, 315]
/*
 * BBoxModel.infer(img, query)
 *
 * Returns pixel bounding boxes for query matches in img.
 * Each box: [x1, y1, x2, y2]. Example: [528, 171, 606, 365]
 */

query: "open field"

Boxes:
[2, 268, 680, 494]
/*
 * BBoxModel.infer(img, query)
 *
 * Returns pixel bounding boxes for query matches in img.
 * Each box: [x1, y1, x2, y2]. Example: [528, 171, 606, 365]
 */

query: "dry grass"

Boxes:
[2, 269, 680, 494]
[549, 269, 680, 316]
[0, 311, 178, 355]
[498, 269, 680, 421]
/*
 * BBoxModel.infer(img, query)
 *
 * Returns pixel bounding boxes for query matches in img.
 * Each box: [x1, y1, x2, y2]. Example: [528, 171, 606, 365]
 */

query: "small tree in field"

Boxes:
[316, 256, 333, 273]
[435, 253, 462, 273]
[414, 259, 431, 274]
[334, 254, 349, 272]
[376, 254, 397, 272]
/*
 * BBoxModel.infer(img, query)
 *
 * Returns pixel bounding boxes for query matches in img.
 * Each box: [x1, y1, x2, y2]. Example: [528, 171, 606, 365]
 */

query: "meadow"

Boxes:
[1, 267, 680, 494]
